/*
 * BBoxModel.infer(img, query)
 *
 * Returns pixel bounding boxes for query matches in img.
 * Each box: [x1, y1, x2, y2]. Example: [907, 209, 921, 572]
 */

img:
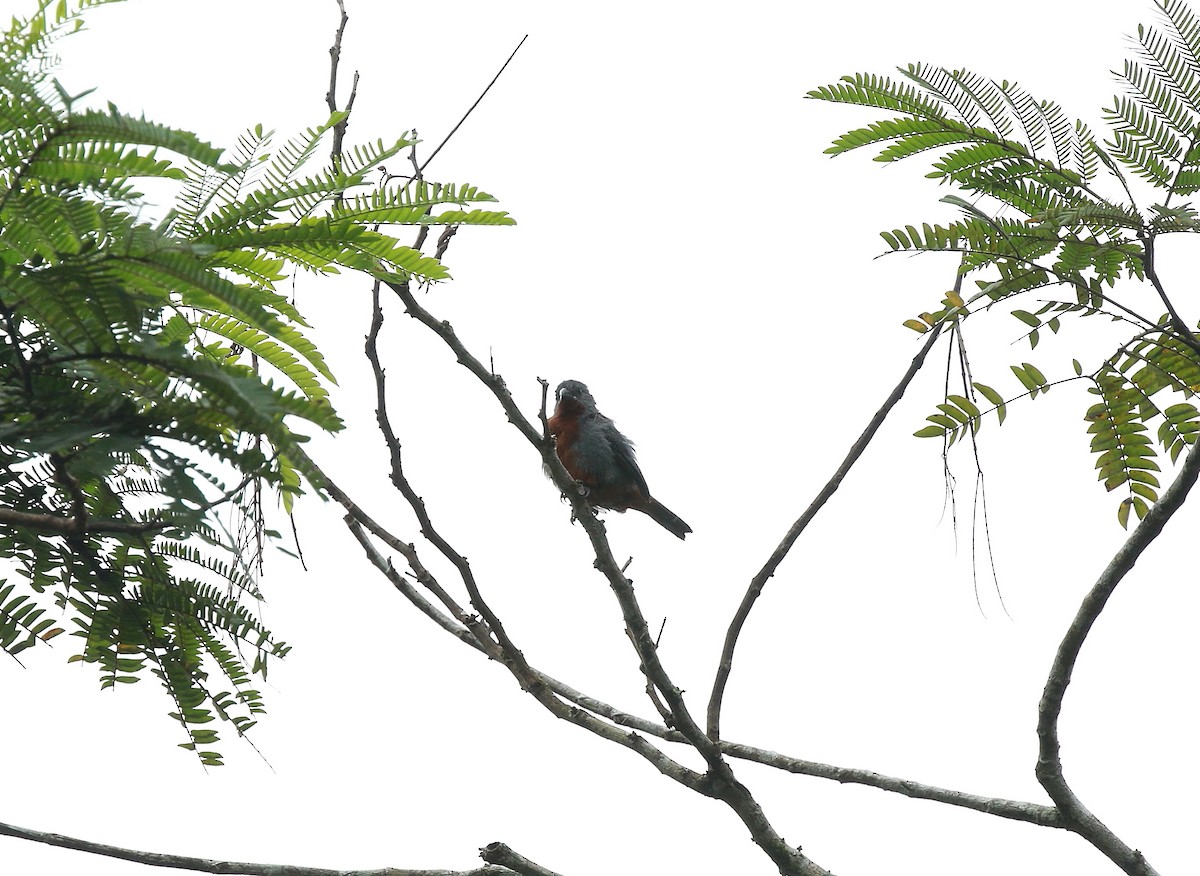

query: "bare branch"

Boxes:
[381, 280, 829, 876]
[1035, 440, 1200, 876]
[0, 458, 257, 539]
[707, 319, 947, 741]
[361, 282, 482, 624]
[720, 743, 1061, 827]
[326, 0, 359, 177]
[433, 225, 457, 261]
[385, 281, 541, 447]
[0, 818, 518, 876]
[341, 480, 1072, 835]
[1139, 233, 1200, 357]
[347, 284, 707, 794]
[624, 626, 675, 728]
[536, 378, 551, 435]
[415, 36, 528, 178]
[345, 516, 483, 651]
[480, 844, 564, 876]
[0, 504, 172, 536]
[365, 281, 531, 677]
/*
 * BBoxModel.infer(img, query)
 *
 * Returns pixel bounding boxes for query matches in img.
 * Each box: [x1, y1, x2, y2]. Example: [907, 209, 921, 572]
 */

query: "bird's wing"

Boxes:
[603, 418, 650, 498]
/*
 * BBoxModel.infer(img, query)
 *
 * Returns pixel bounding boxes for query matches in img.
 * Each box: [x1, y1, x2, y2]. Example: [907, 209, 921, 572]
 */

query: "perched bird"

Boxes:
[547, 379, 692, 539]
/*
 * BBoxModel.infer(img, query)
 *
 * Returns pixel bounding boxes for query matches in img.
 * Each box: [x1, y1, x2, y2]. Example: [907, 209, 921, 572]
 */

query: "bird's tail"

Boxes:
[644, 499, 692, 540]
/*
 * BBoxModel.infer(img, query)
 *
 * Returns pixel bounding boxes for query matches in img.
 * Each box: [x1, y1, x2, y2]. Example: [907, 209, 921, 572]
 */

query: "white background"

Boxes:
[2, 1, 1196, 874]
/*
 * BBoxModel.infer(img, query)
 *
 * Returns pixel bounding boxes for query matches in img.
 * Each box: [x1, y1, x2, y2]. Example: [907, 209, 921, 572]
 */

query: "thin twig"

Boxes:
[950, 318, 1009, 618]
[366, 281, 531, 676]
[362, 280, 497, 645]
[1139, 233, 1200, 357]
[434, 226, 458, 261]
[344, 515, 489, 651]
[416, 36, 529, 177]
[706, 319, 947, 742]
[625, 626, 674, 727]
[326, 0, 359, 181]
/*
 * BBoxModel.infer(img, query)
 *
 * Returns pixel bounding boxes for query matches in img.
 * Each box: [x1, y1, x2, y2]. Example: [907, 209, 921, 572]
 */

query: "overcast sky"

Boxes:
[3, 1, 1196, 874]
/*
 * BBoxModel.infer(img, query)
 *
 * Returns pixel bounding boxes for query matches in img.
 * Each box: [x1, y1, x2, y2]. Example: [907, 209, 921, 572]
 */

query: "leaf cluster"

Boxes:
[810, 0, 1200, 525]
[0, 0, 510, 760]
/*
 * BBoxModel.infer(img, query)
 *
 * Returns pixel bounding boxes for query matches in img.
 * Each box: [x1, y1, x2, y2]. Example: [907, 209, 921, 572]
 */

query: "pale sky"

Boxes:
[2, 1, 1195, 874]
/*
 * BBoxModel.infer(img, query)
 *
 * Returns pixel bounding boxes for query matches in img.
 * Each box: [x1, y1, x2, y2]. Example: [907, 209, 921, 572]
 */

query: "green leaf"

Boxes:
[947, 394, 981, 419]
[914, 425, 948, 438]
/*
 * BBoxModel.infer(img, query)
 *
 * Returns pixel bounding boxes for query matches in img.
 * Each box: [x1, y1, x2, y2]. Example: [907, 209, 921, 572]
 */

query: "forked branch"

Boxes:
[379, 279, 831, 876]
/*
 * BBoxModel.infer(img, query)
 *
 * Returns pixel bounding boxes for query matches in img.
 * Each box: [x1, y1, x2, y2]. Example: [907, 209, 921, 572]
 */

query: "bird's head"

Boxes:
[555, 379, 597, 410]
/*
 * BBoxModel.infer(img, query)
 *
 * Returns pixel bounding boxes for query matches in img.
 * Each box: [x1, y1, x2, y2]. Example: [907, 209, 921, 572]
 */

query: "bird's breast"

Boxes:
[549, 411, 590, 484]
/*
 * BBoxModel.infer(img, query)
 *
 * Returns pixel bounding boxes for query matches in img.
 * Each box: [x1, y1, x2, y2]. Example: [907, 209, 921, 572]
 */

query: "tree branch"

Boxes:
[1138, 232, 1200, 357]
[326, 0, 358, 180]
[347, 285, 708, 794]
[1035, 439, 1200, 876]
[0, 818, 519, 876]
[345, 508, 707, 788]
[0, 292, 33, 396]
[720, 743, 1062, 827]
[341, 483, 1070, 835]
[366, 280, 532, 682]
[0, 504, 172, 536]
[379, 280, 830, 876]
[706, 319, 946, 741]
[414, 36, 528, 178]
[479, 844, 564, 876]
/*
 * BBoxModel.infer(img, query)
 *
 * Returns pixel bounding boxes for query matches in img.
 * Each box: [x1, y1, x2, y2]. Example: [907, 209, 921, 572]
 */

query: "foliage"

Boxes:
[810, 0, 1200, 526]
[0, 0, 511, 763]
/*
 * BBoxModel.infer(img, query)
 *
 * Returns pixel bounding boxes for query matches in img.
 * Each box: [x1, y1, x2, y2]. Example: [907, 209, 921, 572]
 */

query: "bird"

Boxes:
[547, 379, 692, 539]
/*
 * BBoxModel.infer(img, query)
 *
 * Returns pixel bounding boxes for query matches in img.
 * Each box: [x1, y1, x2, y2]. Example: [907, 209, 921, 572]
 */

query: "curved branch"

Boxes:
[706, 320, 946, 741]
[1035, 439, 1200, 876]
